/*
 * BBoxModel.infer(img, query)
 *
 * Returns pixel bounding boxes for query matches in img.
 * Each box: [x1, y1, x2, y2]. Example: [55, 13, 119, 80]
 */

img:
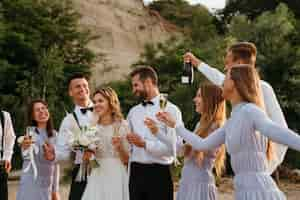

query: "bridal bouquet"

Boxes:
[68, 126, 100, 182]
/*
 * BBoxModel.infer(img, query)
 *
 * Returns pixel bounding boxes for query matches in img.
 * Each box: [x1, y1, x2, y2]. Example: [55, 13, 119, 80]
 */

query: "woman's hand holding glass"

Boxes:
[112, 136, 123, 151]
[156, 111, 176, 128]
[21, 135, 34, 150]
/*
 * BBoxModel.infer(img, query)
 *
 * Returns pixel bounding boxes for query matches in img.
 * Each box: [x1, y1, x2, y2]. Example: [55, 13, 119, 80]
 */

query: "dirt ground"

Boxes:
[8, 177, 300, 200]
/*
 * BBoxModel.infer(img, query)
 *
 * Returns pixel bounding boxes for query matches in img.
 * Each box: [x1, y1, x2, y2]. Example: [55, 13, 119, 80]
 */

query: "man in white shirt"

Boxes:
[127, 66, 183, 200]
[44, 74, 94, 200]
[0, 110, 16, 200]
[184, 42, 288, 173]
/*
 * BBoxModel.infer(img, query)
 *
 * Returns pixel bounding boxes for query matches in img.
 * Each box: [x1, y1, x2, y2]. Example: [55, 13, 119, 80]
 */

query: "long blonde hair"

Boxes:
[185, 84, 226, 177]
[230, 65, 275, 161]
[93, 87, 124, 123]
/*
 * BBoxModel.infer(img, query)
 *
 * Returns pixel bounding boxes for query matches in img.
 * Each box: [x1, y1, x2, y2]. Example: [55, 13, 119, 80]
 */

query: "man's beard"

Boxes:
[134, 90, 147, 101]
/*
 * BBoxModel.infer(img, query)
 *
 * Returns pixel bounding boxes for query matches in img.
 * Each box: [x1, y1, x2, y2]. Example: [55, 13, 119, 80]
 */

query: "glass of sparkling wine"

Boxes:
[159, 93, 168, 111]
[26, 126, 36, 143]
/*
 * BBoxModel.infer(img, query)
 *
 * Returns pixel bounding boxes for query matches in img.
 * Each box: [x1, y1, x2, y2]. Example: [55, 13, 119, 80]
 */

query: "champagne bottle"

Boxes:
[181, 60, 194, 84]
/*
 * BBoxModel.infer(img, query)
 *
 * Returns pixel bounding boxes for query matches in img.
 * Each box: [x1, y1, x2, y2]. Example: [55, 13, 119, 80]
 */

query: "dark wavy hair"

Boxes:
[28, 99, 54, 137]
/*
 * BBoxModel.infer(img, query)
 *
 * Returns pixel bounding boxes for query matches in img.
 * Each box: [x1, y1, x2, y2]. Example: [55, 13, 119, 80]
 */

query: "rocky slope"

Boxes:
[72, 0, 175, 86]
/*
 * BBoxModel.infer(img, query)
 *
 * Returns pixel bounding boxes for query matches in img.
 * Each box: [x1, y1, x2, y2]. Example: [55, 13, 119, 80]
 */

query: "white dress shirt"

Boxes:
[0, 111, 16, 162]
[55, 103, 94, 164]
[127, 95, 183, 165]
[197, 62, 288, 172]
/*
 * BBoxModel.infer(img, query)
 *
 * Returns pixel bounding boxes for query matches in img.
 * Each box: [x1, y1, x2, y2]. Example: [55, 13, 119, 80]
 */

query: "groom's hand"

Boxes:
[126, 133, 146, 148]
[83, 149, 95, 161]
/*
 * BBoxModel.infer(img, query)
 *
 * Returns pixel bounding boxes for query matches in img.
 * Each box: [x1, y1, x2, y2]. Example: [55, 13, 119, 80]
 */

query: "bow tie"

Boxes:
[142, 100, 154, 107]
[80, 107, 94, 114]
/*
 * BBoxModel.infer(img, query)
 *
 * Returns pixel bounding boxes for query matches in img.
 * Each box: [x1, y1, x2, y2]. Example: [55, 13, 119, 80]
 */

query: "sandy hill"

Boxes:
[72, 0, 176, 86]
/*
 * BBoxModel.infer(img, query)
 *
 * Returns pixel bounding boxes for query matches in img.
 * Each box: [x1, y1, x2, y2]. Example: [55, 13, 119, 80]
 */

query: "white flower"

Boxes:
[78, 135, 90, 146]
[17, 136, 25, 144]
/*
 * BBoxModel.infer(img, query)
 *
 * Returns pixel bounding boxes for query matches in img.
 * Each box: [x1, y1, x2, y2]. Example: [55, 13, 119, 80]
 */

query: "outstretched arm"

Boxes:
[184, 52, 225, 86]
[175, 125, 225, 151]
[197, 63, 225, 86]
[248, 105, 300, 151]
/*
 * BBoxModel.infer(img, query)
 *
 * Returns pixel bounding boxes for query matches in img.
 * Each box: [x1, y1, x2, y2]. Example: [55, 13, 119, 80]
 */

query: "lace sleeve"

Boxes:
[118, 120, 131, 153]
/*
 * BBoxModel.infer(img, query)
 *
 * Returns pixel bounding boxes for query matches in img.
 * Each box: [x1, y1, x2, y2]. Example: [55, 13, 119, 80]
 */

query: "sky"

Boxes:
[187, 0, 226, 9]
[143, 0, 226, 10]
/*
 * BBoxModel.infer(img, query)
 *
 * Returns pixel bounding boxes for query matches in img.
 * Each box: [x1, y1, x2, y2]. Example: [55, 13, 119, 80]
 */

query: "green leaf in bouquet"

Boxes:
[89, 159, 100, 169]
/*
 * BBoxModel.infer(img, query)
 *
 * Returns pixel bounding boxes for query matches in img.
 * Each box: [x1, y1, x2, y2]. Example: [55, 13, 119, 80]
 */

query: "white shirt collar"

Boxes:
[74, 101, 93, 112]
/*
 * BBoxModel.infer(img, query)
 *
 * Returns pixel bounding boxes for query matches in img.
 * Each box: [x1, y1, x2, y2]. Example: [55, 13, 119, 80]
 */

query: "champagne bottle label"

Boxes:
[182, 61, 193, 84]
[181, 76, 189, 83]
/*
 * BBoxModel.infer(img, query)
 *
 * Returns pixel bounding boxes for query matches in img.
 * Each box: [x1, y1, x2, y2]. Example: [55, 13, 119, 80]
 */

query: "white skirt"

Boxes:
[82, 157, 129, 200]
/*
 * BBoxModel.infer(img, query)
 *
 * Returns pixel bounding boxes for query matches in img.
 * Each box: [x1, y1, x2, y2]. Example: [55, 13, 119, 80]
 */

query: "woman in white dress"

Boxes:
[82, 87, 130, 200]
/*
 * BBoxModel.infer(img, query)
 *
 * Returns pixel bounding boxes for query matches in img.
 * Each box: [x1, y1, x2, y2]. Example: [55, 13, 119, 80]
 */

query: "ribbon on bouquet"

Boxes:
[74, 149, 87, 182]
[22, 144, 39, 180]
[74, 149, 96, 182]
[74, 149, 99, 182]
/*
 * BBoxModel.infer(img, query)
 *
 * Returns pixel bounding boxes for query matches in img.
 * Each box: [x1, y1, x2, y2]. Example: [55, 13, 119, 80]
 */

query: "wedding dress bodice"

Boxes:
[94, 121, 130, 160]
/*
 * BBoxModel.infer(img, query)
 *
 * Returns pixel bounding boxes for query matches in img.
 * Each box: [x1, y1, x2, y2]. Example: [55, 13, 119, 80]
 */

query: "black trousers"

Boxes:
[129, 162, 173, 200]
[68, 165, 87, 200]
[0, 168, 8, 200]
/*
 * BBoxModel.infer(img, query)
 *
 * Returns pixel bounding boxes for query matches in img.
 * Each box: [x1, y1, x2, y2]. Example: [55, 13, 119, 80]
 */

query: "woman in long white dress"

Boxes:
[82, 87, 130, 200]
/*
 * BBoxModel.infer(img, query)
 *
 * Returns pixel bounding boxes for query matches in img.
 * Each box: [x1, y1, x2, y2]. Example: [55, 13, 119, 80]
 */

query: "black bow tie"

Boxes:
[80, 107, 93, 114]
[142, 100, 154, 107]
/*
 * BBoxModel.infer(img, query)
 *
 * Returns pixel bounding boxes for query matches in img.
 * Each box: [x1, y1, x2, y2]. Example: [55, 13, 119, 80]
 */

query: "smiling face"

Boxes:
[93, 93, 111, 119]
[193, 88, 204, 114]
[69, 78, 90, 104]
[131, 74, 148, 99]
[32, 102, 50, 125]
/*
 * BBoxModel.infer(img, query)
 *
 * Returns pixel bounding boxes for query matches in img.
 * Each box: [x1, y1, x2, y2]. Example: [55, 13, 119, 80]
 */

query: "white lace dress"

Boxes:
[82, 120, 130, 200]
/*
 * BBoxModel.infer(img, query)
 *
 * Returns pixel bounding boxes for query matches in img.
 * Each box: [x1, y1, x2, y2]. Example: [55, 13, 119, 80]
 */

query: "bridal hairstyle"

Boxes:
[93, 87, 124, 122]
[230, 65, 275, 161]
[228, 42, 257, 66]
[185, 84, 226, 177]
[28, 99, 54, 137]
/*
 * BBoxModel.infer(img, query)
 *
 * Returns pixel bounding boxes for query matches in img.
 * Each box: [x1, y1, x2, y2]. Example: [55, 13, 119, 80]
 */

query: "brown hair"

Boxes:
[67, 73, 89, 88]
[230, 65, 275, 161]
[185, 84, 226, 177]
[93, 87, 124, 123]
[228, 42, 257, 66]
[130, 66, 158, 86]
[28, 99, 54, 137]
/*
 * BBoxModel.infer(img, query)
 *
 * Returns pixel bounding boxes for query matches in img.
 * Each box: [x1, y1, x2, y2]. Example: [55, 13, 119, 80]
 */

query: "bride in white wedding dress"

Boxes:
[82, 87, 130, 200]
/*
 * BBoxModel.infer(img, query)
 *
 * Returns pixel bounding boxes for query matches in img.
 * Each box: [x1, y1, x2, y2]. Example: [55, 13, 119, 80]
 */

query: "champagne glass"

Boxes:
[159, 93, 168, 111]
[158, 93, 168, 131]
[26, 126, 36, 143]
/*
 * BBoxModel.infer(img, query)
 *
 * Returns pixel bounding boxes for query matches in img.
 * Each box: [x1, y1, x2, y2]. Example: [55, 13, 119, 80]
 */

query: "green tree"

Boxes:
[227, 4, 300, 131]
[0, 0, 97, 168]
[222, 0, 300, 20]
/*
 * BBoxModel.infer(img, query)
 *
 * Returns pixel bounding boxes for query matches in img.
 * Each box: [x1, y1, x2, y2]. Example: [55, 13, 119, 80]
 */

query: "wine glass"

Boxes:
[158, 93, 168, 131]
[26, 126, 36, 143]
[159, 93, 168, 111]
